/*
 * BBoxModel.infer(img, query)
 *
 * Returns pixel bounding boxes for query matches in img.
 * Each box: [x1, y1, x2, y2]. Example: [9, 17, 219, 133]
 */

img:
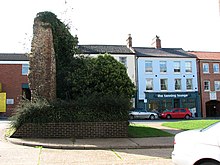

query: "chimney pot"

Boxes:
[126, 34, 132, 48]
[156, 35, 161, 49]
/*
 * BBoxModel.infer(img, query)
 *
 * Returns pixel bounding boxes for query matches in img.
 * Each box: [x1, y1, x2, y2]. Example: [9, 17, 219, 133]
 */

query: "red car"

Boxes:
[159, 108, 192, 119]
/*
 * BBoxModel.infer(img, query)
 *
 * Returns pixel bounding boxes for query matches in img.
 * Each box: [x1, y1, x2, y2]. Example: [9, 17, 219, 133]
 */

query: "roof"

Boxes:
[0, 53, 29, 61]
[134, 47, 197, 58]
[188, 51, 220, 60]
[78, 45, 134, 54]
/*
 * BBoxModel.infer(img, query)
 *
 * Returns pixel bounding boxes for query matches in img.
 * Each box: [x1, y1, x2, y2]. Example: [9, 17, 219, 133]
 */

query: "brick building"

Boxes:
[189, 51, 220, 117]
[0, 53, 29, 117]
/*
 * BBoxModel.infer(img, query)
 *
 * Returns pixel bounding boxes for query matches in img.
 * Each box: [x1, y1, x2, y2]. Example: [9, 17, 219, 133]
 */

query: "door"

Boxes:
[174, 99, 180, 108]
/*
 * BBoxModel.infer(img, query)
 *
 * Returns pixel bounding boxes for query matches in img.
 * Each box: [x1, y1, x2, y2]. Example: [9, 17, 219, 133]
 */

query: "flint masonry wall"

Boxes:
[28, 18, 56, 101]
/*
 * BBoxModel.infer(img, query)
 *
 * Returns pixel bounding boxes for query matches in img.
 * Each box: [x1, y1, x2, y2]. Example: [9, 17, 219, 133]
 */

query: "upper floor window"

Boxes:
[214, 81, 220, 91]
[145, 61, 153, 73]
[174, 61, 181, 73]
[22, 64, 29, 75]
[175, 79, 181, 90]
[213, 64, 219, 73]
[160, 61, 167, 73]
[185, 61, 192, 73]
[160, 79, 168, 91]
[186, 79, 193, 90]
[203, 63, 209, 73]
[119, 57, 127, 67]
[204, 80, 210, 91]
[146, 78, 153, 90]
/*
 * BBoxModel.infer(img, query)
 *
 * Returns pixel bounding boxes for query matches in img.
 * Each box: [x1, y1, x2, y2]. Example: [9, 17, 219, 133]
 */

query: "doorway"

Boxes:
[174, 99, 180, 108]
[206, 100, 220, 117]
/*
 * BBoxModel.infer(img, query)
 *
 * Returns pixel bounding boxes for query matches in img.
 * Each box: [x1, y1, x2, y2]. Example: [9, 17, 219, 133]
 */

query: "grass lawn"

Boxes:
[128, 124, 173, 138]
[162, 119, 220, 130]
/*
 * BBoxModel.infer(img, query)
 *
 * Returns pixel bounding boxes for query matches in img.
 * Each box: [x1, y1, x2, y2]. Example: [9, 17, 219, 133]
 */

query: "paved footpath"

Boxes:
[0, 120, 175, 164]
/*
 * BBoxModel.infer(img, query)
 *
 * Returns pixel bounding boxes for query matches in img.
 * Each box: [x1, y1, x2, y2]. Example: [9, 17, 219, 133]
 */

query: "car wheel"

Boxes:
[166, 115, 171, 119]
[129, 115, 134, 120]
[198, 160, 220, 165]
[149, 115, 155, 120]
[185, 114, 190, 119]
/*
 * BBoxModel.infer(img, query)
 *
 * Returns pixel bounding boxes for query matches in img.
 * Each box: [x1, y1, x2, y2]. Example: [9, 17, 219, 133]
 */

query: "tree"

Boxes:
[69, 54, 135, 99]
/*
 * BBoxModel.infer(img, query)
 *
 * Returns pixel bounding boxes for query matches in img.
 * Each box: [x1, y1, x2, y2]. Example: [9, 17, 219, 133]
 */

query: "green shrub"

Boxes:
[11, 94, 131, 129]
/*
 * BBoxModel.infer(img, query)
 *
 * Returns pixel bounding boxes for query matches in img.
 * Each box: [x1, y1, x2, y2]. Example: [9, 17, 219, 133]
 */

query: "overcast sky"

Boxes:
[1, 0, 220, 53]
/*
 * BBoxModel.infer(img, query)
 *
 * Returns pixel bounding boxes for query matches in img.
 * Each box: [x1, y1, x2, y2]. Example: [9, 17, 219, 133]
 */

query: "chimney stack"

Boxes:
[151, 35, 161, 49]
[126, 34, 132, 48]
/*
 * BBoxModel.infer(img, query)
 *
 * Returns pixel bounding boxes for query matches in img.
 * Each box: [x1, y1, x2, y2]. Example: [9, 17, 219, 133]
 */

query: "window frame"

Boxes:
[175, 79, 181, 91]
[160, 79, 168, 91]
[119, 57, 127, 68]
[186, 78, 193, 90]
[160, 61, 167, 73]
[146, 78, 153, 91]
[203, 63, 209, 73]
[174, 61, 181, 73]
[185, 61, 192, 73]
[204, 80, 210, 91]
[22, 64, 29, 75]
[214, 81, 220, 91]
[145, 61, 153, 73]
[213, 63, 219, 74]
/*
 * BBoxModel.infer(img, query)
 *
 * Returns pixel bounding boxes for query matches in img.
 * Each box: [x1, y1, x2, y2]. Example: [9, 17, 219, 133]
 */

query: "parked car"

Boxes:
[159, 108, 192, 119]
[172, 121, 220, 165]
[129, 108, 158, 120]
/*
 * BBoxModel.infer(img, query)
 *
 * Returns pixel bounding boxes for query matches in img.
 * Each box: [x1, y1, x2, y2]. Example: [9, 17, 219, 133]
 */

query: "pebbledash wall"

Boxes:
[11, 121, 128, 138]
[0, 54, 29, 117]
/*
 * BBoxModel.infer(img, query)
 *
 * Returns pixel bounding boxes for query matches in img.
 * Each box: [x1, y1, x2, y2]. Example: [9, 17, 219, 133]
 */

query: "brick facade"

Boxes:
[0, 63, 28, 117]
[11, 121, 128, 138]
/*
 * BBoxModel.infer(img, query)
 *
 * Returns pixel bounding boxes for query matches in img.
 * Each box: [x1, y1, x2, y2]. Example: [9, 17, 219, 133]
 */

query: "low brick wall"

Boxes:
[11, 121, 128, 138]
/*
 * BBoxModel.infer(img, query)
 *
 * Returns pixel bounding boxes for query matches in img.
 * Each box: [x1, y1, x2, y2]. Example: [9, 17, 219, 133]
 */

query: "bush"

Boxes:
[11, 94, 131, 129]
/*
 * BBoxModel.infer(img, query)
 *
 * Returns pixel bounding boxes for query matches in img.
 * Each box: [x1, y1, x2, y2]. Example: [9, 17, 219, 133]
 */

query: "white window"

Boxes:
[146, 79, 153, 90]
[160, 61, 167, 73]
[119, 57, 127, 67]
[213, 64, 219, 73]
[160, 79, 168, 91]
[214, 81, 220, 91]
[203, 63, 209, 73]
[22, 64, 29, 75]
[145, 61, 152, 73]
[204, 80, 210, 91]
[185, 61, 192, 73]
[175, 79, 181, 90]
[174, 61, 181, 73]
[186, 79, 193, 90]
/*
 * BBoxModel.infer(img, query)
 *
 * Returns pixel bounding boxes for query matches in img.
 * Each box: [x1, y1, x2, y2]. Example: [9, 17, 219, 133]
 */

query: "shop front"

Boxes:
[144, 92, 200, 117]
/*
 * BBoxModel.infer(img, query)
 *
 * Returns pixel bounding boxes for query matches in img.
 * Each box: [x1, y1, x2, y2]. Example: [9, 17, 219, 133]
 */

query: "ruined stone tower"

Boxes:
[28, 18, 56, 101]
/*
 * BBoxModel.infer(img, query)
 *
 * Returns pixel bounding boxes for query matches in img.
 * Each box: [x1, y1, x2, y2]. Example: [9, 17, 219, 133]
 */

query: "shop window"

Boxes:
[213, 64, 219, 73]
[175, 79, 181, 90]
[203, 63, 209, 73]
[214, 81, 220, 91]
[160, 79, 168, 91]
[204, 80, 210, 91]
[119, 57, 127, 68]
[145, 61, 153, 73]
[160, 61, 167, 73]
[186, 79, 193, 90]
[174, 61, 181, 73]
[185, 61, 192, 73]
[146, 78, 153, 90]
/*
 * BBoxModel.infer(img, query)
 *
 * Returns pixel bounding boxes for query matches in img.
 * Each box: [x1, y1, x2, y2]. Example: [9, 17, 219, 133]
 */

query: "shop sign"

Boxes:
[155, 93, 189, 98]
[210, 91, 217, 100]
